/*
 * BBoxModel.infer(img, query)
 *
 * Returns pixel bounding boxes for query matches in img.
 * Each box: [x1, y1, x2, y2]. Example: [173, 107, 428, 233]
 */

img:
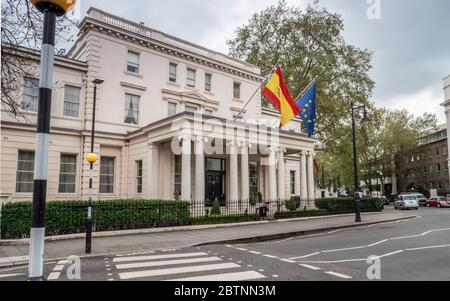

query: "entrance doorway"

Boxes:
[205, 158, 226, 207]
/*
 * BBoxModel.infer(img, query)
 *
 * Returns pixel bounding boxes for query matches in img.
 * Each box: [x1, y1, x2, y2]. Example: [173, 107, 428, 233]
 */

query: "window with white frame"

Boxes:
[174, 155, 182, 196]
[63, 85, 81, 118]
[168, 102, 177, 117]
[127, 50, 140, 73]
[16, 150, 35, 193]
[185, 105, 197, 113]
[290, 171, 296, 195]
[233, 81, 241, 99]
[124, 93, 140, 125]
[58, 154, 77, 193]
[100, 157, 115, 194]
[205, 73, 212, 91]
[136, 160, 143, 194]
[187, 68, 196, 87]
[22, 77, 39, 112]
[169, 63, 177, 82]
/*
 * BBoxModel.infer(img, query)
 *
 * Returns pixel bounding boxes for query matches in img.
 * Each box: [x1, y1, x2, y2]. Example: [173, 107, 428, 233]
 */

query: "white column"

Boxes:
[229, 142, 239, 203]
[300, 151, 308, 202]
[307, 151, 316, 203]
[277, 149, 286, 200]
[240, 144, 249, 202]
[446, 110, 450, 185]
[195, 137, 205, 201]
[268, 148, 277, 201]
[181, 137, 191, 201]
[148, 143, 159, 199]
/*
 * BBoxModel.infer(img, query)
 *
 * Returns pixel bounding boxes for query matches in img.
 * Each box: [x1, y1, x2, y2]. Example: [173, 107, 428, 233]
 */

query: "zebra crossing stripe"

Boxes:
[116, 257, 222, 270]
[168, 271, 266, 282]
[113, 252, 208, 263]
[118, 262, 240, 280]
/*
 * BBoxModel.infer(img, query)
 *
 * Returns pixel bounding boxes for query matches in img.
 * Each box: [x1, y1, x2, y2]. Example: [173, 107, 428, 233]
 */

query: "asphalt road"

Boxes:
[1, 206, 449, 281]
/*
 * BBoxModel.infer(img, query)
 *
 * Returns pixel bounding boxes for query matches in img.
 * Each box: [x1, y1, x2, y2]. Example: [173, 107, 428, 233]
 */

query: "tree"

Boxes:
[1, 0, 77, 118]
[227, 0, 375, 148]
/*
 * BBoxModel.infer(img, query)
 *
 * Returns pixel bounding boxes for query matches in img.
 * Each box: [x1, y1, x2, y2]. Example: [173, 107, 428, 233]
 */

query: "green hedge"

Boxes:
[315, 197, 383, 213]
[274, 209, 329, 219]
[0, 200, 191, 240]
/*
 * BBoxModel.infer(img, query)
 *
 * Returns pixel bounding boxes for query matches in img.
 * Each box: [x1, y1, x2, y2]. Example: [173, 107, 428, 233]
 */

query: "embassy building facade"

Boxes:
[0, 8, 317, 208]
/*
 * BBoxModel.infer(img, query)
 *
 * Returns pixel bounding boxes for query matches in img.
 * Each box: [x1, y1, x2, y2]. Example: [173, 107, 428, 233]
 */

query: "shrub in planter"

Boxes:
[249, 192, 257, 206]
[210, 199, 221, 216]
[285, 198, 299, 211]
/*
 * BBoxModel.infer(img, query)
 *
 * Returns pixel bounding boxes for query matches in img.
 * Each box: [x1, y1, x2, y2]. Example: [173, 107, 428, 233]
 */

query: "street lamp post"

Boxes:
[351, 101, 368, 223]
[85, 79, 104, 254]
[27, 0, 76, 281]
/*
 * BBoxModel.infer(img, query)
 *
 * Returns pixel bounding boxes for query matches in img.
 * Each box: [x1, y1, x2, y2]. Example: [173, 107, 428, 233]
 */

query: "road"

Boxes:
[1, 206, 449, 281]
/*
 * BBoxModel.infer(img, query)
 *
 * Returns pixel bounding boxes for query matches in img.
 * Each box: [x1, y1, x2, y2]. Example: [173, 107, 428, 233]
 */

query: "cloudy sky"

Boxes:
[75, 0, 450, 123]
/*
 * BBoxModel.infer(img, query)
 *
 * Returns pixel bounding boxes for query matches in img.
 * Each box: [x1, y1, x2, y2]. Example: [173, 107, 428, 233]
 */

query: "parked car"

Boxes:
[394, 195, 419, 210]
[406, 193, 427, 207]
[427, 196, 450, 208]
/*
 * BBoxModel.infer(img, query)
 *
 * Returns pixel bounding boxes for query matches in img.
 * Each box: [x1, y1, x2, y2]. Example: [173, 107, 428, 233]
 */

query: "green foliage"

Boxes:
[285, 198, 300, 211]
[227, 0, 375, 147]
[257, 192, 263, 204]
[210, 199, 221, 216]
[315, 197, 383, 213]
[249, 192, 258, 206]
[0, 200, 191, 240]
[274, 209, 329, 219]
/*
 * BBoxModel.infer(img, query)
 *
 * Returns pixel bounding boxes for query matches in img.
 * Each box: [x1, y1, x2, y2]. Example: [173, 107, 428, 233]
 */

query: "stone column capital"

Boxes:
[177, 135, 192, 142]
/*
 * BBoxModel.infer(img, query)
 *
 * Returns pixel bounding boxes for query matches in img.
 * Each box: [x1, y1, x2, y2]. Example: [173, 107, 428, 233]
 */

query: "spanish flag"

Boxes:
[262, 66, 301, 128]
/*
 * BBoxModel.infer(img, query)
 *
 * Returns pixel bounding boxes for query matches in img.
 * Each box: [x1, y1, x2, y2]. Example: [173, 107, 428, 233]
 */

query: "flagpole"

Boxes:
[294, 76, 318, 102]
[233, 61, 280, 122]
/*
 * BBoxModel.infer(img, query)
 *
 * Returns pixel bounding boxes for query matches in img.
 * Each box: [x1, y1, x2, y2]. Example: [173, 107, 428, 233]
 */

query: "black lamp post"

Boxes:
[351, 101, 369, 223]
[85, 78, 104, 254]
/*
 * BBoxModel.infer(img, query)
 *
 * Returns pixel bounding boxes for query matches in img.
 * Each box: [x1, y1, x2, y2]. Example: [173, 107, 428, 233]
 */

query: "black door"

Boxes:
[205, 171, 225, 207]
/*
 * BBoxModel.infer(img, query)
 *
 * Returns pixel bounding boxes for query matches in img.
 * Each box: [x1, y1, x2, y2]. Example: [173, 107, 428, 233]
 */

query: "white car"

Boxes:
[394, 195, 419, 210]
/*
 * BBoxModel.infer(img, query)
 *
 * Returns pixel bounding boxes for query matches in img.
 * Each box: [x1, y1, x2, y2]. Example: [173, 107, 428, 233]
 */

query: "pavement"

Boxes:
[0, 210, 415, 269]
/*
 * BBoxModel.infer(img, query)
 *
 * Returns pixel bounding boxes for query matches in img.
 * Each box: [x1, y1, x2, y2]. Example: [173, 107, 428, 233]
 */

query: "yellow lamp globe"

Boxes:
[86, 153, 97, 164]
[29, 0, 77, 16]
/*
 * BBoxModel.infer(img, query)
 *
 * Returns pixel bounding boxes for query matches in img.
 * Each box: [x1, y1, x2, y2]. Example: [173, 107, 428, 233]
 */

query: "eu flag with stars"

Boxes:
[296, 82, 316, 138]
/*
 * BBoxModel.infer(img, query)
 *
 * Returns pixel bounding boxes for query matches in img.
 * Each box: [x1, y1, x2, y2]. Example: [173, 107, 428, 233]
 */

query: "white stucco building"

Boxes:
[0, 8, 317, 208]
[442, 74, 450, 185]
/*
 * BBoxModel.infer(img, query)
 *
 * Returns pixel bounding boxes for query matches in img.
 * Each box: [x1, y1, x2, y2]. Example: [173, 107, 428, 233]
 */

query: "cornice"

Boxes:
[76, 16, 264, 83]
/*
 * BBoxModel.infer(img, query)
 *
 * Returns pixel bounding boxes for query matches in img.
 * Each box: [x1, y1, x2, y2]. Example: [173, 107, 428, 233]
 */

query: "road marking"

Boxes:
[390, 235, 420, 240]
[0, 273, 23, 279]
[168, 271, 266, 282]
[259, 269, 265, 272]
[108, 278, 114, 281]
[272, 275, 279, 278]
[248, 251, 262, 255]
[322, 246, 366, 253]
[379, 250, 404, 258]
[113, 252, 208, 263]
[280, 258, 296, 263]
[297, 259, 366, 264]
[300, 264, 321, 271]
[290, 252, 320, 260]
[263, 255, 278, 259]
[420, 228, 450, 236]
[116, 257, 222, 270]
[53, 265, 65, 272]
[47, 272, 61, 280]
[119, 262, 240, 280]
[325, 271, 352, 279]
[0, 255, 29, 265]
[406, 244, 450, 251]
[367, 239, 388, 247]
[236, 248, 247, 251]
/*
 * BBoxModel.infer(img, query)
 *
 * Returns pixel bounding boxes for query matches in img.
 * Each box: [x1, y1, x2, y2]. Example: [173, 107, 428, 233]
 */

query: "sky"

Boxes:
[72, 0, 450, 123]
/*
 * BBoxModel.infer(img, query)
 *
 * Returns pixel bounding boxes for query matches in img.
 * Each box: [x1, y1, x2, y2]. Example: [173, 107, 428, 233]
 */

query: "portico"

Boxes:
[129, 112, 318, 209]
